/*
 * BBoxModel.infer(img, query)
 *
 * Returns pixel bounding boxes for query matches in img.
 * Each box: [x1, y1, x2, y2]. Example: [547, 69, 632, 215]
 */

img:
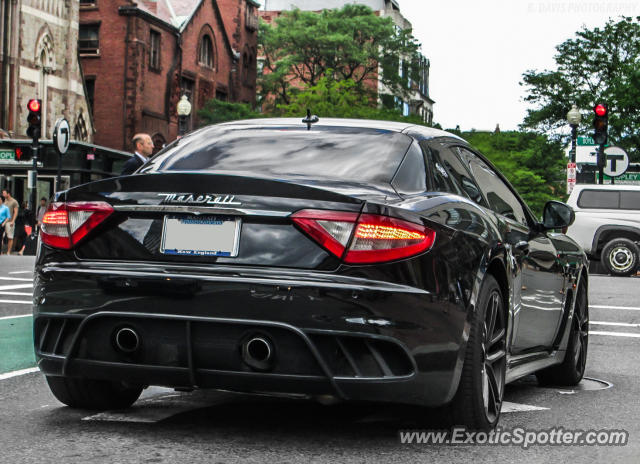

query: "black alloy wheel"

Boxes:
[536, 278, 588, 386]
[450, 275, 507, 430]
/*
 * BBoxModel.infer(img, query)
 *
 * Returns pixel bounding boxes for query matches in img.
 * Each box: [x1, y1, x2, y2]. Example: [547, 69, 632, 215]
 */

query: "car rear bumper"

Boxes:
[34, 261, 469, 407]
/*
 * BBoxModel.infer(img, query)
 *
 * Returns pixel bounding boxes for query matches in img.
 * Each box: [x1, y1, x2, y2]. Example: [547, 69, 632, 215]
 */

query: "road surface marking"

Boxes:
[591, 305, 640, 311]
[590, 321, 640, 328]
[0, 277, 33, 282]
[0, 284, 33, 291]
[501, 401, 550, 413]
[8, 271, 33, 274]
[0, 299, 31, 305]
[0, 367, 39, 380]
[590, 331, 640, 338]
[0, 291, 32, 296]
[0, 314, 31, 321]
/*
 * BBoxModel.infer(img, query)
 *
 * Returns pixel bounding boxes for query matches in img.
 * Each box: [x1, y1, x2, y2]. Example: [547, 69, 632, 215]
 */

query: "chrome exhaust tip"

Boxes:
[242, 335, 274, 371]
[114, 327, 140, 353]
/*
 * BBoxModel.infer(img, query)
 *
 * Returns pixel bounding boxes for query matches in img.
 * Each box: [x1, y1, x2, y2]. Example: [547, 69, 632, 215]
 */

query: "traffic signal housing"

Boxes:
[26, 99, 42, 141]
[593, 103, 608, 145]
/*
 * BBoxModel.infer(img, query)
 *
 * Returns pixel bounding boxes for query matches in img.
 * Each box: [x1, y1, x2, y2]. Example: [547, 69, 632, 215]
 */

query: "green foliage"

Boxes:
[259, 4, 421, 107]
[197, 99, 260, 126]
[521, 16, 640, 160]
[461, 131, 566, 216]
[274, 76, 426, 124]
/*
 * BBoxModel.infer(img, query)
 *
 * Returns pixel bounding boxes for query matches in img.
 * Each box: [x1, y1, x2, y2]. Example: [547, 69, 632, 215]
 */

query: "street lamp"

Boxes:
[177, 95, 192, 136]
[567, 104, 582, 163]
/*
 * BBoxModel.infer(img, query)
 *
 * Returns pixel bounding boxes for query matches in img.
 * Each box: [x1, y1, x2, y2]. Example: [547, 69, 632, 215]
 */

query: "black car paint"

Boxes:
[33, 119, 587, 407]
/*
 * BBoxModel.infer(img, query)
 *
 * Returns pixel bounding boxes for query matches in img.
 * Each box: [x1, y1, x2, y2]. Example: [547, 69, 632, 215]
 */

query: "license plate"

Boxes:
[160, 216, 241, 257]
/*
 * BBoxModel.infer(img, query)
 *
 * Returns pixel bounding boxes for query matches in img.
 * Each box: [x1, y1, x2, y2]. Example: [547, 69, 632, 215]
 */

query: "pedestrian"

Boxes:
[121, 133, 153, 175]
[0, 195, 10, 253]
[14, 201, 30, 254]
[36, 197, 48, 230]
[1, 189, 19, 255]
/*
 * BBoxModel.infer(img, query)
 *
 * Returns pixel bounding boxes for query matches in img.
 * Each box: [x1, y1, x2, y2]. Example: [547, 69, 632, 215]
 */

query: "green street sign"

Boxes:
[0, 149, 15, 161]
[577, 136, 595, 146]
[602, 172, 640, 183]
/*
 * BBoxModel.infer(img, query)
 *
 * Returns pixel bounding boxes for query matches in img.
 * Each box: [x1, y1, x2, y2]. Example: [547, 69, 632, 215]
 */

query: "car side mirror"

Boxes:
[542, 201, 575, 230]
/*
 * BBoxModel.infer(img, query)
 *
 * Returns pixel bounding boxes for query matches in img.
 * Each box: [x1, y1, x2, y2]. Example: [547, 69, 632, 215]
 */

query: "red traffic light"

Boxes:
[28, 99, 41, 112]
[594, 104, 607, 117]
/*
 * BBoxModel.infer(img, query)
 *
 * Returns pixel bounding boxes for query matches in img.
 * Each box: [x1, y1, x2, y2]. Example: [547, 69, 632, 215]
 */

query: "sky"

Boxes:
[398, 0, 640, 131]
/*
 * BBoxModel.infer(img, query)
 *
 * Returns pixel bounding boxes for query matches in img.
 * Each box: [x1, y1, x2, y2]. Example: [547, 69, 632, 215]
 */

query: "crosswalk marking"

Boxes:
[590, 331, 640, 339]
[0, 314, 31, 321]
[0, 277, 33, 282]
[0, 300, 31, 305]
[591, 305, 640, 311]
[0, 291, 32, 296]
[0, 284, 33, 291]
[8, 271, 33, 275]
[590, 321, 640, 328]
[0, 367, 39, 381]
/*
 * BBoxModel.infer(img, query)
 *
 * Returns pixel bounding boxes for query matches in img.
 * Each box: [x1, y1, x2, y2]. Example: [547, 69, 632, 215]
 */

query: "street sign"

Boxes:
[577, 136, 595, 146]
[53, 118, 70, 155]
[567, 162, 577, 194]
[603, 146, 629, 177]
[603, 172, 640, 184]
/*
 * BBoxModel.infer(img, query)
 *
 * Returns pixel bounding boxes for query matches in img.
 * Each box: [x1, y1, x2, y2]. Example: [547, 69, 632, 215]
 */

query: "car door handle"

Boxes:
[515, 241, 530, 254]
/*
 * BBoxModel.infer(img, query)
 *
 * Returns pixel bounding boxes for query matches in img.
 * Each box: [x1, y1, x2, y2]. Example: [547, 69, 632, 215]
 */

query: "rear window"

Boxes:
[577, 189, 640, 209]
[143, 126, 413, 184]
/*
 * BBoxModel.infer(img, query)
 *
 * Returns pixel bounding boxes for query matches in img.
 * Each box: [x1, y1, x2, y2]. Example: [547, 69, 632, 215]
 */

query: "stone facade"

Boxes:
[0, 0, 94, 141]
[80, 0, 258, 152]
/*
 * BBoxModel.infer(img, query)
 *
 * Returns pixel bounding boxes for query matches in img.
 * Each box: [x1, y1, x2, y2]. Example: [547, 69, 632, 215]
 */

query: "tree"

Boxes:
[521, 17, 640, 160]
[462, 131, 566, 216]
[275, 76, 427, 124]
[197, 99, 260, 126]
[259, 4, 421, 107]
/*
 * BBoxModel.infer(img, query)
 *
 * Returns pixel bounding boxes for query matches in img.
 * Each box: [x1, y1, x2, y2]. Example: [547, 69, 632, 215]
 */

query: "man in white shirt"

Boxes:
[121, 133, 154, 175]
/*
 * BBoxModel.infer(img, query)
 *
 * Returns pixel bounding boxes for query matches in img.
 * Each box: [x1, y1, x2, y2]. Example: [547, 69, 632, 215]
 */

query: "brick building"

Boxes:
[80, 0, 258, 152]
[260, 0, 434, 124]
[0, 0, 94, 141]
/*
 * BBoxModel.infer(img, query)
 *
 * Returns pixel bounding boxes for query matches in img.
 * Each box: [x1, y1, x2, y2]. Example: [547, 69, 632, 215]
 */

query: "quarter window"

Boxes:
[457, 147, 527, 225]
[391, 142, 426, 195]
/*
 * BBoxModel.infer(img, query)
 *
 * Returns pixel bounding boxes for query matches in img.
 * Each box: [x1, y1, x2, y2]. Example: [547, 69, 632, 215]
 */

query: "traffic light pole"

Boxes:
[598, 143, 605, 185]
[30, 139, 39, 224]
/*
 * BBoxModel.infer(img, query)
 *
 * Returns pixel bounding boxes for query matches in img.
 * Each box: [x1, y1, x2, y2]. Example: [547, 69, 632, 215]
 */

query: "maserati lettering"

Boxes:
[157, 193, 241, 205]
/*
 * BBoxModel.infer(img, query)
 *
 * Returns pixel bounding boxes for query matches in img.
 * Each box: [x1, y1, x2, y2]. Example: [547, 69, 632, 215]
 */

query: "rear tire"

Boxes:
[601, 238, 639, 277]
[536, 278, 588, 386]
[449, 275, 507, 431]
[45, 376, 143, 410]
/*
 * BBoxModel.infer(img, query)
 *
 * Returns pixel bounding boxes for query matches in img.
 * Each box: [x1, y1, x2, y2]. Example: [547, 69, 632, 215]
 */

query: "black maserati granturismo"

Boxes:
[34, 118, 588, 430]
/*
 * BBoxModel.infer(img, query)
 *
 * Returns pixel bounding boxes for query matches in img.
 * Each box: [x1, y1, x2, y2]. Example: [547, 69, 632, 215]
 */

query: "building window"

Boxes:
[84, 77, 95, 116]
[80, 0, 97, 7]
[149, 30, 161, 70]
[79, 24, 100, 55]
[199, 35, 214, 68]
[245, 4, 258, 31]
[242, 53, 249, 84]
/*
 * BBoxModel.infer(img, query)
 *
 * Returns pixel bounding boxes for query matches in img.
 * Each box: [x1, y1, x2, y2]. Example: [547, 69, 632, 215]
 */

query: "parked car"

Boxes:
[34, 118, 588, 430]
[566, 184, 640, 276]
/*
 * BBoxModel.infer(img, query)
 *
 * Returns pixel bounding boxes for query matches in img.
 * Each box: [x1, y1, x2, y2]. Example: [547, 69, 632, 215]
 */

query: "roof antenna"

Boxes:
[302, 109, 319, 130]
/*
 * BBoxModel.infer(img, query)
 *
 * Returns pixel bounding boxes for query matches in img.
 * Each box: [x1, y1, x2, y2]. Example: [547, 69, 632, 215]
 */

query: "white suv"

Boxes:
[566, 184, 640, 276]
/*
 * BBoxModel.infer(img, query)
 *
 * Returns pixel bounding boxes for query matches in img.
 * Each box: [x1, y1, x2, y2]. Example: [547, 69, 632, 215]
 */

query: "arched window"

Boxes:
[199, 35, 214, 68]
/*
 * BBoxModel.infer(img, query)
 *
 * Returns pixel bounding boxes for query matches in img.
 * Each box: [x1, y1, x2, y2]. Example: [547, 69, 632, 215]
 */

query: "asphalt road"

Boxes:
[1, 256, 638, 463]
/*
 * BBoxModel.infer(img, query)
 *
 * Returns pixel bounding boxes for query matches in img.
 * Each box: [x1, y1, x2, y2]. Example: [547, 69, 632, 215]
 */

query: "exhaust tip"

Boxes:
[114, 327, 140, 353]
[242, 335, 274, 371]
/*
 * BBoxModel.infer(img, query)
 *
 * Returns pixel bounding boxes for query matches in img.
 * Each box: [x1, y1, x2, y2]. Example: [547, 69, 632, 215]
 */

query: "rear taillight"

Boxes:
[41, 201, 114, 249]
[291, 209, 435, 264]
